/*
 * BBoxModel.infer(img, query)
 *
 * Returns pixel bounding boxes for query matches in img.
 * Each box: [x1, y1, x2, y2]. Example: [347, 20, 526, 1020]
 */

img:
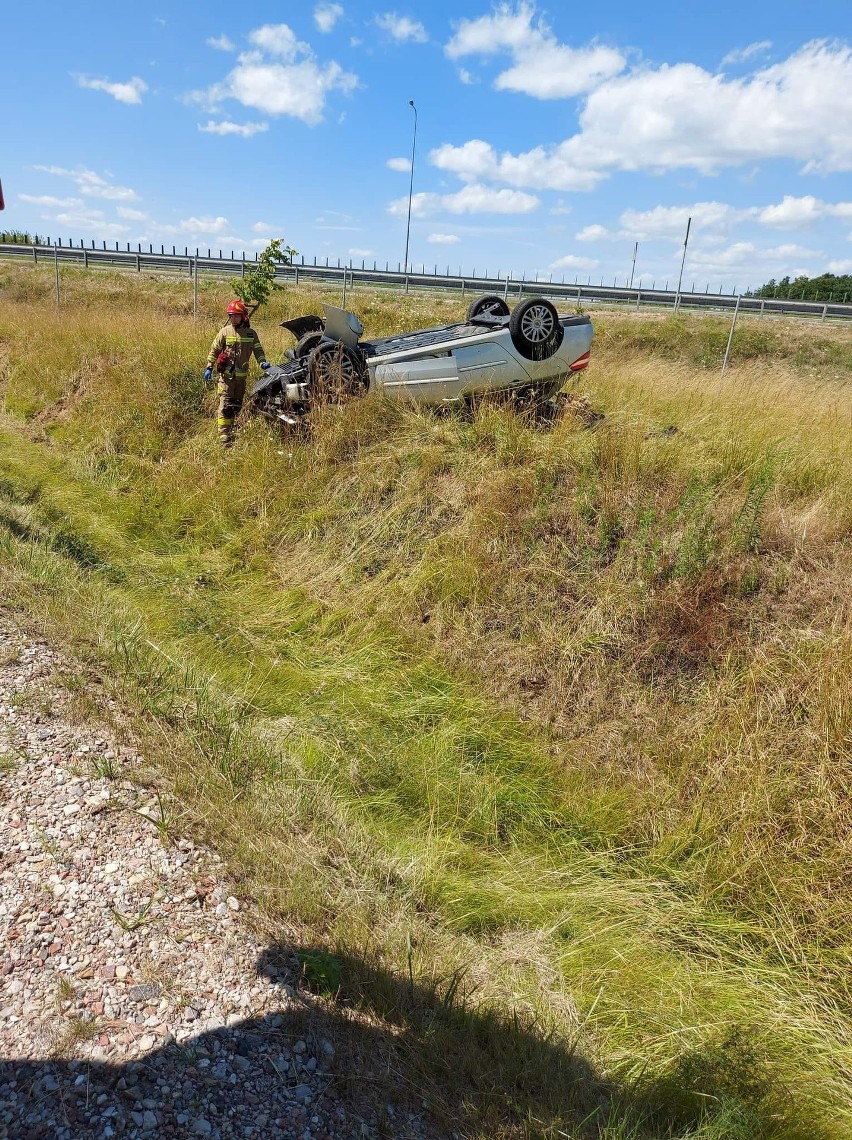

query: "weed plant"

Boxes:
[1, 263, 851, 1138]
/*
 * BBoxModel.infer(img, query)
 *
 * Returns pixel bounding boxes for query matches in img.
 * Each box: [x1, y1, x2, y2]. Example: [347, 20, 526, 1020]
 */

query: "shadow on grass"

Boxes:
[0, 941, 800, 1140]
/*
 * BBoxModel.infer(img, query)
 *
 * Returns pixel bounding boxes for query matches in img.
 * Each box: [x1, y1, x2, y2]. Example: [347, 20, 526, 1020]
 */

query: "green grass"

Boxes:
[1, 262, 851, 1138]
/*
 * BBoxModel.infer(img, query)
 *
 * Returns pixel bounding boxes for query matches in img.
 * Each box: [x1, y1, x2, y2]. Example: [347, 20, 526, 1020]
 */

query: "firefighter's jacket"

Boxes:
[206, 322, 268, 379]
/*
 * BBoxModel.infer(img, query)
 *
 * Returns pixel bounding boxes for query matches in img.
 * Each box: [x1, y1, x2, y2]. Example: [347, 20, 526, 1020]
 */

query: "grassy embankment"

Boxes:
[1, 262, 851, 1138]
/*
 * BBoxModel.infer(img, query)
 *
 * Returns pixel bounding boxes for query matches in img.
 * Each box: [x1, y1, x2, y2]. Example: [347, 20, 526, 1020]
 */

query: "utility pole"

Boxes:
[674, 217, 691, 312]
[629, 241, 638, 289]
[403, 100, 417, 296]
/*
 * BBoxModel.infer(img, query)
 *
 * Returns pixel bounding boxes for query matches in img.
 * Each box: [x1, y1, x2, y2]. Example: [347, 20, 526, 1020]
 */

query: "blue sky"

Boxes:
[3, 1, 852, 290]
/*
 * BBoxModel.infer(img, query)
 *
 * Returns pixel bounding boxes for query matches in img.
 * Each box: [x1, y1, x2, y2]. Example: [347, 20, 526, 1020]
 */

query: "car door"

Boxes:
[453, 340, 519, 394]
[373, 353, 461, 403]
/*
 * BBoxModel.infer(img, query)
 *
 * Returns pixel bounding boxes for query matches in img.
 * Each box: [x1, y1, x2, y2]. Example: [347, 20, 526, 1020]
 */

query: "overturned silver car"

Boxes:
[251, 294, 593, 419]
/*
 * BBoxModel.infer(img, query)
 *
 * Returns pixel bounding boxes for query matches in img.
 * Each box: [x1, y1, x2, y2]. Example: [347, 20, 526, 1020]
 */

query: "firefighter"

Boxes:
[204, 299, 271, 445]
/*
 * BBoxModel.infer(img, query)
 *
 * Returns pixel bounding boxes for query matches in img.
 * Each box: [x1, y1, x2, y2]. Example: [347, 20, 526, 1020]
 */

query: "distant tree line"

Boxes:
[1, 230, 47, 244]
[750, 273, 852, 302]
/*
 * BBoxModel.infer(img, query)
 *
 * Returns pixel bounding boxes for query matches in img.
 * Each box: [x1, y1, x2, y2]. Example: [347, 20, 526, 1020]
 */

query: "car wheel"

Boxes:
[309, 342, 368, 402]
[467, 294, 510, 320]
[294, 331, 324, 358]
[509, 298, 563, 360]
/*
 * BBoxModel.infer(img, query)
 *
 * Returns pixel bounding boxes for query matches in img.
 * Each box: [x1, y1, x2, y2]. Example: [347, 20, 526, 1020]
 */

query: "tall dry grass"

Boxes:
[2, 262, 851, 1137]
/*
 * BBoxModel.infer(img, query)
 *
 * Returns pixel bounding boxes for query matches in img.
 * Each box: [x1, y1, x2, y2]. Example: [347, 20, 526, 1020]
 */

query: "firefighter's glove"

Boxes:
[203, 368, 213, 382]
[260, 361, 271, 371]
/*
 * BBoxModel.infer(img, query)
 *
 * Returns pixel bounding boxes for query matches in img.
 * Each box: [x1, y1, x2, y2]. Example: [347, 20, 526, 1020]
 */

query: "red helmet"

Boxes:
[227, 299, 249, 317]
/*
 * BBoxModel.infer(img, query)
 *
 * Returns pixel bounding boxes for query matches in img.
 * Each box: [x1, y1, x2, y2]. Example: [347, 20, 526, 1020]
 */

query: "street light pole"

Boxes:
[403, 99, 417, 295]
[674, 216, 691, 312]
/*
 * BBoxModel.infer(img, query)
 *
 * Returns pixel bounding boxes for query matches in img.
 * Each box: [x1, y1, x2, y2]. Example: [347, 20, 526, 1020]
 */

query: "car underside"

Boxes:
[251, 294, 593, 421]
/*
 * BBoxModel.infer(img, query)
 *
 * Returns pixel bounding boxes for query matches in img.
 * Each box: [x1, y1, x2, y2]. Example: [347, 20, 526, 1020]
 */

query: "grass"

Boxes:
[1, 261, 851, 1138]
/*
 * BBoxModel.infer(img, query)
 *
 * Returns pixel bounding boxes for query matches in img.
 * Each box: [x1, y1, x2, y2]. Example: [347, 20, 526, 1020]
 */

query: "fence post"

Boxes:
[54, 243, 60, 313]
[822, 304, 828, 322]
[193, 257, 198, 322]
[83, 248, 88, 269]
[636, 290, 641, 311]
[721, 295, 741, 376]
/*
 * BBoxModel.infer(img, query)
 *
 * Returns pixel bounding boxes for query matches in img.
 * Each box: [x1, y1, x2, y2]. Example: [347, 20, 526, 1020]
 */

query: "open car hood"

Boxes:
[279, 314, 325, 339]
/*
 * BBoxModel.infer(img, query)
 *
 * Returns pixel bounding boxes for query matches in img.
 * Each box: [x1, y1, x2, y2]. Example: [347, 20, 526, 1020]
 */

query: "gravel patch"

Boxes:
[0, 613, 431, 1139]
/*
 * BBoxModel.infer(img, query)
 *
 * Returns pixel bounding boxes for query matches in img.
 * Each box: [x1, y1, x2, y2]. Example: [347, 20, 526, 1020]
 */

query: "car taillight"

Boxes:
[569, 350, 590, 372]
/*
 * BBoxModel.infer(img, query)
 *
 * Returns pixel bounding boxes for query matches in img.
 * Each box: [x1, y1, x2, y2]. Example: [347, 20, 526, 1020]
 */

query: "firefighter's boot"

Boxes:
[217, 414, 235, 446]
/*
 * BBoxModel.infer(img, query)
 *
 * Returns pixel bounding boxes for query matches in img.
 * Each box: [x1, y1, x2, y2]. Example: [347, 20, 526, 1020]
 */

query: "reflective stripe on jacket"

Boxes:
[206, 323, 267, 377]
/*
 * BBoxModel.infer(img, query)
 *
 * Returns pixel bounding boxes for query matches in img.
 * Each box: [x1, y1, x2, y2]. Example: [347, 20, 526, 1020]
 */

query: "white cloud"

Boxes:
[581, 196, 852, 244]
[458, 68, 475, 85]
[198, 119, 268, 137]
[428, 233, 460, 244]
[116, 207, 148, 220]
[49, 204, 128, 236]
[74, 75, 148, 104]
[316, 209, 355, 223]
[549, 201, 572, 216]
[432, 41, 852, 195]
[179, 215, 232, 235]
[206, 34, 235, 51]
[248, 24, 306, 58]
[388, 183, 540, 217]
[386, 156, 411, 172]
[375, 13, 428, 43]
[721, 41, 772, 66]
[34, 166, 140, 201]
[687, 241, 819, 273]
[430, 138, 603, 192]
[19, 194, 79, 208]
[827, 260, 852, 273]
[445, 3, 625, 98]
[572, 40, 852, 177]
[192, 23, 358, 125]
[348, 247, 374, 257]
[314, 3, 343, 33]
[618, 202, 745, 240]
[575, 224, 611, 242]
[549, 253, 598, 269]
[757, 195, 852, 228]
[430, 140, 499, 182]
[53, 205, 104, 223]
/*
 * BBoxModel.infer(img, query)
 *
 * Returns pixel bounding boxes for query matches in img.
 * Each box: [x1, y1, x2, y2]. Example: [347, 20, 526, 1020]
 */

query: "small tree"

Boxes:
[231, 238, 297, 310]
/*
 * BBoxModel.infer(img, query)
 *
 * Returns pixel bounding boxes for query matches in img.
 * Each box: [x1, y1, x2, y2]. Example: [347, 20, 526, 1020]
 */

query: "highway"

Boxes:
[3, 240, 851, 322]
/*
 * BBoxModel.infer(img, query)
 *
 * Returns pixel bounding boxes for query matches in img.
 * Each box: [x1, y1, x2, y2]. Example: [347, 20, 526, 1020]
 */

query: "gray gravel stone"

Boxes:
[0, 611, 431, 1140]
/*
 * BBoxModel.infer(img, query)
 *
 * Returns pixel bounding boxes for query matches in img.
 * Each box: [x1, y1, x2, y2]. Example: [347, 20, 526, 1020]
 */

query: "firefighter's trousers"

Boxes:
[217, 373, 247, 444]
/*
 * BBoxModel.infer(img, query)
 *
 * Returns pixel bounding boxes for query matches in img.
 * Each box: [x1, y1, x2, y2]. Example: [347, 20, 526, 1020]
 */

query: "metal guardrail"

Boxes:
[3, 241, 852, 322]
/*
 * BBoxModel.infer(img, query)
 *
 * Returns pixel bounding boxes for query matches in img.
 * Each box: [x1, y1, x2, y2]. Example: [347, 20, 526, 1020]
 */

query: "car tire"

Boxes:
[509, 298, 563, 360]
[467, 294, 510, 320]
[309, 342, 368, 402]
[294, 331, 324, 358]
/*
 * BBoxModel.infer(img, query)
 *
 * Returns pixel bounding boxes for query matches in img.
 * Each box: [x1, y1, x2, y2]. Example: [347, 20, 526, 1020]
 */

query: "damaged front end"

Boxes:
[250, 361, 311, 425]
